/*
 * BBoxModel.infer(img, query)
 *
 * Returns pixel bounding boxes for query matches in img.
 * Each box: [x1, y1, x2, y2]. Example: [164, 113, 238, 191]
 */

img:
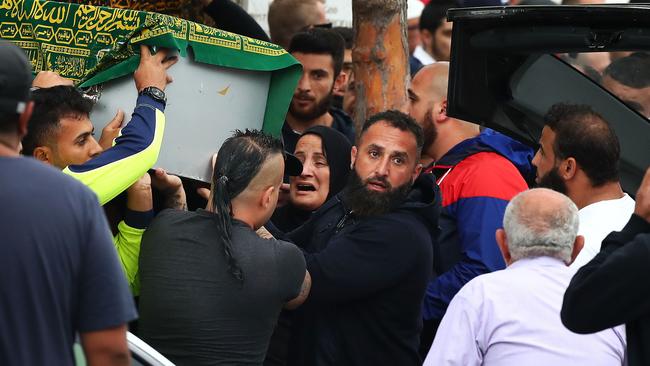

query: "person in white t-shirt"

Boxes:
[531, 103, 635, 268]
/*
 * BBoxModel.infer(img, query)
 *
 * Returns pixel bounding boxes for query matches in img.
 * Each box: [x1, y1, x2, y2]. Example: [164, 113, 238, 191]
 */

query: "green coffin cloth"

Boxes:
[0, 0, 301, 135]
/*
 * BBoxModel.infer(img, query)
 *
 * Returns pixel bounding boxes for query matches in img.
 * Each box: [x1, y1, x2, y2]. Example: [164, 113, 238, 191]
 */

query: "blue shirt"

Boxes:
[0, 157, 137, 365]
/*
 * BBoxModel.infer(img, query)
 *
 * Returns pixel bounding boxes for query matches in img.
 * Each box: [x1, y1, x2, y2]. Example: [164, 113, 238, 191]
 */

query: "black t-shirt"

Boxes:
[0, 157, 137, 365]
[138, 209, 306, 366]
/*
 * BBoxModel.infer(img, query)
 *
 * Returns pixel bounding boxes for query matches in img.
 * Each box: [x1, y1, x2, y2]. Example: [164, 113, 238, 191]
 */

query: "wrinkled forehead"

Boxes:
[296, 133, 324, 151]
[359, 122, 418, 156]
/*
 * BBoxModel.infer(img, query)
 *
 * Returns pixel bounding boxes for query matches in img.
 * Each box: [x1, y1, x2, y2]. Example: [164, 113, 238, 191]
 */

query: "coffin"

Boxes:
[0, 0, 301, 182]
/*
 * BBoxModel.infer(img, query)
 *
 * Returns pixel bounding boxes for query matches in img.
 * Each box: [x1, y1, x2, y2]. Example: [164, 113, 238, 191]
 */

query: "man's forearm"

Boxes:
[113, 219, 148, 293]
[81, 325, 130, 366]
[64, 96, 165, 205]
[163, 188, 187, 210]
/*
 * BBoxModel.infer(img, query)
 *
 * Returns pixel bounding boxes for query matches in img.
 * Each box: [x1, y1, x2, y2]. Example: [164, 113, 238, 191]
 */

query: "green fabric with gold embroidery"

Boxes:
[0, 0, 300, 135]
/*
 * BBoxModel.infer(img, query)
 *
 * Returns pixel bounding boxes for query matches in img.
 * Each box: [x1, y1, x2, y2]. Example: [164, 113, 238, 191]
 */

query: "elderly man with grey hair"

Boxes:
[423, 188, 626, 366]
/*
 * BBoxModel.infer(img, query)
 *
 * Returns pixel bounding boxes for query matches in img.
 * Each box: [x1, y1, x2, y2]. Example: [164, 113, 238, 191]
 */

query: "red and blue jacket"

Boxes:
[422, 129, 533, 321]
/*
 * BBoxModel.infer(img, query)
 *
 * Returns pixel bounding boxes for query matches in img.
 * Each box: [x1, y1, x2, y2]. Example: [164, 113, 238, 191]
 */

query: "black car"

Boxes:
[446, 4, 650, 193]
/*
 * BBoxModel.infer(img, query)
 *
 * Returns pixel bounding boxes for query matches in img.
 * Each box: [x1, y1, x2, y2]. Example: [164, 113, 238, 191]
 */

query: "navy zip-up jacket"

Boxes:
[287, 174, 441, 366]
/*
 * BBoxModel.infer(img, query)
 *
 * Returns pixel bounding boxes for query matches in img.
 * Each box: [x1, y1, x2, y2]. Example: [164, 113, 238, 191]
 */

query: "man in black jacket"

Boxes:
[287, 110, 440, 366]
[562, 167, 650, 366]
[282, 28, 356, 154]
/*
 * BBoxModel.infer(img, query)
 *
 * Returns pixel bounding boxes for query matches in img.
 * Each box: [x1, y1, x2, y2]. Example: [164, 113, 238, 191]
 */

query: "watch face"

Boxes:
[150, 88, 164, 99]
[143, 87, 166, 102]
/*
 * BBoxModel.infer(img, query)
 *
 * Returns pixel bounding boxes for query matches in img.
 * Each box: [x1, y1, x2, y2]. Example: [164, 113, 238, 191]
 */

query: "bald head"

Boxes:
[410, 62, 449, 103]
[407, 62, 479, 160]
[503, 188, 579, 264]
[407, 63, 450, 128]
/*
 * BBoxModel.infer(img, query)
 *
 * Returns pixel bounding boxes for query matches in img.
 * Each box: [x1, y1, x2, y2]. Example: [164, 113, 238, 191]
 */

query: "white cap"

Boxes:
[407, 0, 425, 20]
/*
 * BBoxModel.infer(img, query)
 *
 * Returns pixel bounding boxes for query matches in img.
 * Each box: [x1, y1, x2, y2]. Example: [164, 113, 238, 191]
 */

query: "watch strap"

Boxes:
[139, 86, 166, 105]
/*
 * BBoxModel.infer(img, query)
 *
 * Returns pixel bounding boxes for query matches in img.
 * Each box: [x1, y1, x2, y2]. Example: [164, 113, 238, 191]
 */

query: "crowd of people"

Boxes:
[2, 0, 650, 365]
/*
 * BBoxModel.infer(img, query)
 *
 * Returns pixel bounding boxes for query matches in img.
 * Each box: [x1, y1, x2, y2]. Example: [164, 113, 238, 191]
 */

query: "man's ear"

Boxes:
[559, 157, 578, 181]
[568, 235, 585, 266]
[32, 146, 53, 164]
[333, 72, 347, 94]
[261, 185, 276, 210]
[350, 146, 358, 169]
[435, 100, 449, 123]
[495, 228, 512, 265]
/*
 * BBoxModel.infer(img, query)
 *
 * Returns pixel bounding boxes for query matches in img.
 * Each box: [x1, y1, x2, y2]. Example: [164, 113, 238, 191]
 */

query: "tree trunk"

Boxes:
[352, 0, 409, 132]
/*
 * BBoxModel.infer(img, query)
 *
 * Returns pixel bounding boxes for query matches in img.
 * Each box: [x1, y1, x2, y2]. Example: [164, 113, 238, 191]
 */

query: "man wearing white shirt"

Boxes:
[571, 196, 635, 267]
[418, 1, 455, 64]
[532, 103, 635, 268]
[424, 188, 626, 366]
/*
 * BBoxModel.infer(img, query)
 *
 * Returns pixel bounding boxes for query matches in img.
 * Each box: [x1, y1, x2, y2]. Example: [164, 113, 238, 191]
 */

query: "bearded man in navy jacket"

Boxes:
[286, 110, 440, 366]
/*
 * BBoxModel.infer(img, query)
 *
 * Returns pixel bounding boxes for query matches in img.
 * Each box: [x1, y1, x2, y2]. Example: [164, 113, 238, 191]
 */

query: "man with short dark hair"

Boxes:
[23, 45, 177, 206]
[532, 103, 634, 268]
[602, 53, 650, 118]
[284, 28, 355, 154]
[138, 129, 309, 365]
[0, 41, 136, 366]
[22, 85, 100, 164]
[418, 0, 455, 63]
[21, 46, 182, 294]
[331, 26, 353, 109]
[287, 110, 440, 366]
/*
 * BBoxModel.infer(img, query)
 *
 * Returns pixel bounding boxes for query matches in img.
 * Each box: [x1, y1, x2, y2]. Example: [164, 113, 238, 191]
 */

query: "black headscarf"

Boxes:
[300, 125, 352, 200]
[270, 126, 352, 233]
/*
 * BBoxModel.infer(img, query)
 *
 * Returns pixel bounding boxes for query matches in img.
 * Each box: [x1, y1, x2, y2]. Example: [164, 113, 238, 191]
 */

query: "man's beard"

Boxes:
[289, 90, 333, 122]
[536, 165, 568, 194]
[343, 170, 413, 217]
[422, 108, 438, 153]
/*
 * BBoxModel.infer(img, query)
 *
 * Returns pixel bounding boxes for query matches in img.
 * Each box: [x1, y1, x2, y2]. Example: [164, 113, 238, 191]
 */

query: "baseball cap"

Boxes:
[0, 41, 32, 115]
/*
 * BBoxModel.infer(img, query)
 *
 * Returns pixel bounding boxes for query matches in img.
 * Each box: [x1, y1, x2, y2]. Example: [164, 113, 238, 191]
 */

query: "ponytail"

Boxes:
[210, 129, 284, 284]
[212, 172, 244, 283]
[211, 130, 283, 284]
